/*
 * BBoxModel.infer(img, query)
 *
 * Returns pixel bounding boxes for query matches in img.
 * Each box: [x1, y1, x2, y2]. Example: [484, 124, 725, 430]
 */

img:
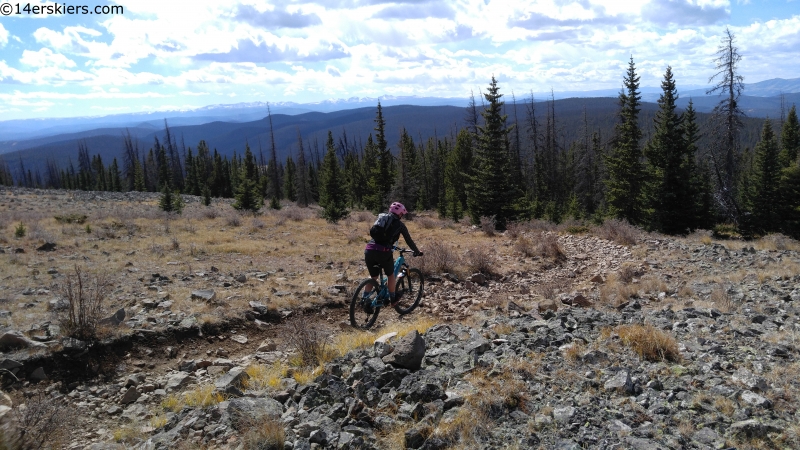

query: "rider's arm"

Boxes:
[398, 222, 421, 254]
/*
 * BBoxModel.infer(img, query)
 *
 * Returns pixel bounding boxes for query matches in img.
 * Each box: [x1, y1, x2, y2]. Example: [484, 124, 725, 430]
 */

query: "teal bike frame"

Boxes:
[369, 247, 407, 308]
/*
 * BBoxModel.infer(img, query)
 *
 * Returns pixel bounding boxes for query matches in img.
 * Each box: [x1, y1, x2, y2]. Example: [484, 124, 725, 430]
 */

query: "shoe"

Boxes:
[391, 292, 403, 306]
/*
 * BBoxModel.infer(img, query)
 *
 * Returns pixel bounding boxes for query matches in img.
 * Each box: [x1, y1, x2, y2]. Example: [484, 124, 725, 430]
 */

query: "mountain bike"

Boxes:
[349, 247, 424, 329]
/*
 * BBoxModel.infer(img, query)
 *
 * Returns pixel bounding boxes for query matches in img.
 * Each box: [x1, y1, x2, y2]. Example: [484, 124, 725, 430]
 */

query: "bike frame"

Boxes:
[373, 249, 408, 305]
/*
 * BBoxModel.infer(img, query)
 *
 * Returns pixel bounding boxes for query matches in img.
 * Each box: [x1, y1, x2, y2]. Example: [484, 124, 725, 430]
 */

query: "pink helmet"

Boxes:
[389, 202, 407, 216]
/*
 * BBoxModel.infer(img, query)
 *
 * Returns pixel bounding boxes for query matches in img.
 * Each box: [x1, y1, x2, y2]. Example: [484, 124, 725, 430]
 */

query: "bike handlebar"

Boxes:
[394, 247, 421, 256]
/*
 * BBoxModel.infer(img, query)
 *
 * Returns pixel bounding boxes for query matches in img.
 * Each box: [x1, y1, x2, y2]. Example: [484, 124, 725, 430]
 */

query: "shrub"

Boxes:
[616, 262, 638, 283]
[286, 318, 330, 368]
[594, 218, 641, 246]
[615, 324, 681, 362]
[241, 416, 285, 450]
[480, 216, 496, 236]
[505, 222, 525, 239]
[58, 266, 109, 341]
[2, 393, 72, 449]
[534, 233, 566, 261]
[184, 384, 224, 408]
[712, 223, 740, 239]
[415, 241, 460, 276]
[464, 245, 496, 274]
[226, 212, 242, 227]
[14, 223, 25, 238]
[54, 214, 87, 224]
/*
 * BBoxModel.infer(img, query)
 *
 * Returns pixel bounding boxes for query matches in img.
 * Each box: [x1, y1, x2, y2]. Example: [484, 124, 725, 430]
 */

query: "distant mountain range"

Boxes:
[2, 77, 799, 146]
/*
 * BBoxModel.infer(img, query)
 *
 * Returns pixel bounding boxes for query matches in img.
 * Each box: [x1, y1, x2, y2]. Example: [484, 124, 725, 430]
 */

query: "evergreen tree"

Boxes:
[159, 185, 184, 214]
[644, 66, 694, 234]
[684, 100, 713, 229]
[466, 76, 523, 229]
[308, 162, 320, 203]
[605, 57, 645, 225]
[232, 144, 263, 213]
[343, 150, 365, 208]
[295, 132, 311, 207]
[284, 155, 297, 202]
[707, 27, 746, 222]
[362, 134, 381, 212]
[393, 129, 420, 208]
[443, 129, 473, 221]
[366, 103, 393, 210]
[780, 105, 800, 167]
[109, 158, 122, 192]
[184, 148, 197, 195]
[133, 159, 146, 192]
[319, 131, 348, 222]
[744, 119, 781, 234]
[202, 186, 212, 206]
[267, 106, 281, 209]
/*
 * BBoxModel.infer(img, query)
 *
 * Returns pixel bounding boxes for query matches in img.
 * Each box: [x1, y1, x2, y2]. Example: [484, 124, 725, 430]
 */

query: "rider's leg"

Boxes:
[387, 273, 396, 303]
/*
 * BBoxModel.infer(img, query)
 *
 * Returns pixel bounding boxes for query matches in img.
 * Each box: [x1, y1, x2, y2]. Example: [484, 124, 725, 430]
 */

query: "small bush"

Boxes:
[3, 393, 72, 449]
[203, 208, 219, 220]
[58, 266, 109, 341]
[480, 216, 496, 236]
[710, 284, 736, 312]
[54, 214, 87, 224]
[712, 223, 740, 239]
[615, 324, 681, 362]
[352, 210, 375, 222]
[565, 225, 590, 235]
[505, 222, 525, 239]
[513, 236, 535, 257]
[616, 263, 639, 283]
[415, 241, 460, 276]
[594, 218, 641, 246]
[161, 394, 183, 413]
[241, 416, 286, 450]
[226, 212, 242, 227]
[534, 233, 566, 261]
[14, 223, 26, 238]
[758, 233, 800, 251]
[464, 245, 496, 274]
[286, 318, 331, 368]
[416, 216, 438, 229]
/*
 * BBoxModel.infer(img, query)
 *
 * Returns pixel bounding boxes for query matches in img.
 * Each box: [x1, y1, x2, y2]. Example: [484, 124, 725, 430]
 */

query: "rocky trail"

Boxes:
[1, 187, 799, 449]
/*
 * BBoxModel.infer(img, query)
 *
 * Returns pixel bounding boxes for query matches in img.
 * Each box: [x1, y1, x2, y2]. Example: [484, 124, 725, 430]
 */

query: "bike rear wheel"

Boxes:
[350, 278, 381, 329]
[394, 268, 424, 315]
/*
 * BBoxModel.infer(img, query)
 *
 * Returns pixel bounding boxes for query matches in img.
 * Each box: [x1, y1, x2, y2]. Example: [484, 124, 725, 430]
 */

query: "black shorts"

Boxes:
[365, 250, 393, 278]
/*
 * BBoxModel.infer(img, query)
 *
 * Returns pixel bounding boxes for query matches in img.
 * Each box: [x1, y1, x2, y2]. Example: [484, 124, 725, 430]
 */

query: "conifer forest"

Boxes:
[2, 30, 799, 240]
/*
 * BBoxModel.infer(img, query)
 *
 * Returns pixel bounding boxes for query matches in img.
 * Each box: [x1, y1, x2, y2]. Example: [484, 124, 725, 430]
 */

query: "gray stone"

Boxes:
[120, 387, 141, 404]
[36, 242, 57, 252]
[191, 290, 217, 302]
[727, 419, 782, 439]
[553, 406, 575, 424]
[693, 427, 721, 445]
[215, 367, 249, 394]
[382, 330, 426, 370]
[100, 308, 126, 326]
[469, 273, 487, 285]
[29, 367, 47, 381]
[732, 368, 769, 392]
[165, 373, 194, 391]
[0, 359, 23, 371]
[0, 331, 47, 351]
[740, 390, 772, 408]
[235, 274, 247, 283]
[604, 370, 634, 395]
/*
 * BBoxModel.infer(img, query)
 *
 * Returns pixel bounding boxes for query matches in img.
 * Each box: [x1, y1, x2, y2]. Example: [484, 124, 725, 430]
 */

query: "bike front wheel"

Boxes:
[394, 268, 424, 315]
[350, 278, 381, 329]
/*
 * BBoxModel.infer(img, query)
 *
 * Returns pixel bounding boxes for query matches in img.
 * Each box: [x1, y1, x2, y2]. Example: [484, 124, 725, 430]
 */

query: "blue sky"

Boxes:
[0, 0, 798, 121]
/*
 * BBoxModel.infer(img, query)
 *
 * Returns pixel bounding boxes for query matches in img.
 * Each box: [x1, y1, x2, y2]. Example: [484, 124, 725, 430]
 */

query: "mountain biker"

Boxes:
[364, 202, 423, 306]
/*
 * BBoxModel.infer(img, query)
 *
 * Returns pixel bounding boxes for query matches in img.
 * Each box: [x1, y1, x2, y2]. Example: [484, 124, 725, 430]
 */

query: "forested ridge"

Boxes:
[1, 30, 799, 238]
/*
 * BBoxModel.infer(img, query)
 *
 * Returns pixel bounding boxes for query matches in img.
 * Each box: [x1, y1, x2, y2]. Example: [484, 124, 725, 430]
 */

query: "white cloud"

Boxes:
[20, 48, 77, 68]
[0, 23, 8, 47]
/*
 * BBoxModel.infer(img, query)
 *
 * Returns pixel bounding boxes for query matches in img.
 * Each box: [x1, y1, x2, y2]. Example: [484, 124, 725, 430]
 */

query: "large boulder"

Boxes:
[382, 330, 426, 370]
[0, 331, 47, 351]
[227, 397, 283, 431]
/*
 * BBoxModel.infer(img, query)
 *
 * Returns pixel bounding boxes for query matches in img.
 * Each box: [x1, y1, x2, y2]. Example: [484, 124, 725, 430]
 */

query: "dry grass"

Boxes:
[563, 341, 586, 363]
[533, 233, 566, 261]
[599, 275, 637, 307]
[755, 233, 800, 251]
[615, 324, 681, 362]
[240, 415, 286, 450]
[710, 284, 736, 313]
[480, 216, 497, 236]
[183, 384, 225, 408]
[161, 394, 183, 413]
[616, 263, 639, 283]
[244, 362, 287, 391]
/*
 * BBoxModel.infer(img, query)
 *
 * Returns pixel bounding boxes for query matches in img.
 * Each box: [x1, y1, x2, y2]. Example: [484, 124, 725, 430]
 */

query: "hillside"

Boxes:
[1, 187, 799, 448]
[0, 97, 777, 179]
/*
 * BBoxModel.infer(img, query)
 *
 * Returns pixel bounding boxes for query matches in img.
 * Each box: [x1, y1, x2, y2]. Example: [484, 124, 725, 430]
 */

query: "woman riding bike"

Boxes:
[363, 202, 423, 306]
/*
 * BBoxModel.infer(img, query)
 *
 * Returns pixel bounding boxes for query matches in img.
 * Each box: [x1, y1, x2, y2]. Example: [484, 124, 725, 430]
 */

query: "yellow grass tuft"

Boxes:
[160, 394, 183, 412]
[244, 362, 287, 391]
[150, 414, 168, 429]
[183, 384, 224, 408]
[615, 324, 681, 362]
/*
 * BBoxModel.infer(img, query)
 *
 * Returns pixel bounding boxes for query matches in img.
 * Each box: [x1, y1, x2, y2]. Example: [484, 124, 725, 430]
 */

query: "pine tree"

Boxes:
[159, 185, 184, 214]
[133, 159, 145, 192]
[605, 57, 645, 225]
[284, 155, 297, 202]
[444, 129, 473, 222]
[684, 100, 713, 229]
[267, 106, 281, 209]
[744, 120, 781, 235]
[780, 105, 800, 167]
[644, 66, 694, 234]
[184, 148, 197, 195]
[369, 103, 393, 209]
[393, 129, 420, 208]
[295, 131, 311, 207]
[707, 27, 746, 222]
[467, 76, 523, 229]
[109, 158, 122, 192]
[319, 131, 348, 222]
[232, 144, 263, 214]
[362, 134, 382, 212]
